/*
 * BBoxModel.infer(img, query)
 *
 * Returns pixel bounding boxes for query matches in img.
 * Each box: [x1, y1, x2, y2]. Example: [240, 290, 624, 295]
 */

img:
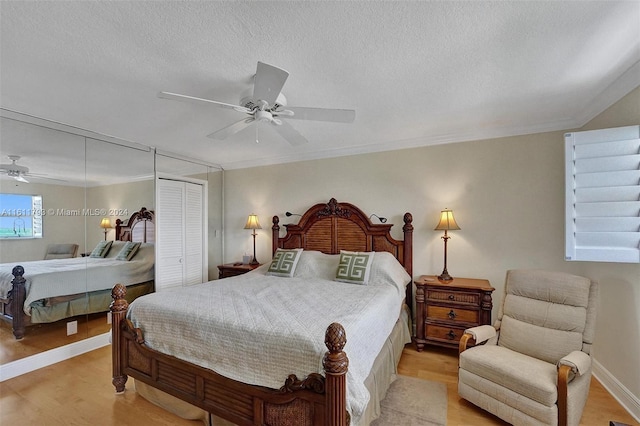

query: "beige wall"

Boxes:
[223, 87, 640, 407]
[0, 181, 85, 263]
[85, 179, 155, 251]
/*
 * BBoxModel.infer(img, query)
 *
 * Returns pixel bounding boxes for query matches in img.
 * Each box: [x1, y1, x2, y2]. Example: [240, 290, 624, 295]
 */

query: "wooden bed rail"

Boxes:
[110, 283, 350, 425]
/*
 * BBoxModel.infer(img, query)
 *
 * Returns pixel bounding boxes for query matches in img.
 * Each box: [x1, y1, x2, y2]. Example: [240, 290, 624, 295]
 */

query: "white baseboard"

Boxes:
[0, 332, 110, 382]
[593, 357, 640, 423]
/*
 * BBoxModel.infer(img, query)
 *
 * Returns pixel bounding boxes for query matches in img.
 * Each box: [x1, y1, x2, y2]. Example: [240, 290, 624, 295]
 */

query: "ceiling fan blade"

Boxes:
[207, 118, 255, 140]
[284, 106, 356, 123]
[158, 92, 251, 113]
[272, 121, 308, 146]
[253, 62, 289, 106]
[14, 175, 29, 183]
[26, 173, 68, 183]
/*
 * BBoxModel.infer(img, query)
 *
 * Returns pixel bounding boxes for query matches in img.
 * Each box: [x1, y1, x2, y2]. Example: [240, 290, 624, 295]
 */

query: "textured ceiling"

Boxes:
[1, 1, 639, 175]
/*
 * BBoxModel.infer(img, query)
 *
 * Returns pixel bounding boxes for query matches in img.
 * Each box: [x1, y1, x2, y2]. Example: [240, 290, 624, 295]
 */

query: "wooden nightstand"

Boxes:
[414, 275, 494, 351]
[217, 263, 261, 279]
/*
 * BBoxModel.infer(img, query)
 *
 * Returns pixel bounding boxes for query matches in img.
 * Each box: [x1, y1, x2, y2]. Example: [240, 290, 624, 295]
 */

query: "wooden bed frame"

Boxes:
[110, 198, 413, 426]
[3, 207, 154, 340]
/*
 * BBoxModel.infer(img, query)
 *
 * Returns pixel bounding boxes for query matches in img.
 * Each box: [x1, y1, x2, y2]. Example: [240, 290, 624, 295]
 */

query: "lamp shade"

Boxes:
[100, 217, 112, 229]
[244, 214, 261, 230]
[434, 209, 460, 231]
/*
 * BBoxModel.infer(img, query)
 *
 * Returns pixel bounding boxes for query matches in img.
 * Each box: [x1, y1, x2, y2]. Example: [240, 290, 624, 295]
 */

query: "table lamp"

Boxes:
[100, 217, 112, 241]
[244, 214, 261, 265]
[434, 209, 460, 281]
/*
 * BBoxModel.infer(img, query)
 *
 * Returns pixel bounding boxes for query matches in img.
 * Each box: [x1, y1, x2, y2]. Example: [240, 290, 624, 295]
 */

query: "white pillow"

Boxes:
[293, 250, 340, 280]
[265, 248, 303, 277]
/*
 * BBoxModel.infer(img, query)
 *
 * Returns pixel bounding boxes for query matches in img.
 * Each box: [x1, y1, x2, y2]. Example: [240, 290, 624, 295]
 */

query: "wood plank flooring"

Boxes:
[1, 343, 638, 425]
[1, 312, 111, 364]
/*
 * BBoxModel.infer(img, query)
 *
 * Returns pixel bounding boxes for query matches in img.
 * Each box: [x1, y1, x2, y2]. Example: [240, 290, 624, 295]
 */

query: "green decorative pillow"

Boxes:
[335, 250, 374, 285]
[266, 248, 303, 277]
[116, 242, 141, 261]
[89, 240, 113, 258]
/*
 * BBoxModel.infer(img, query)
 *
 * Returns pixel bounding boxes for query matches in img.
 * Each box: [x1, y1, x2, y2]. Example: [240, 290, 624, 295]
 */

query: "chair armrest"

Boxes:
[459, 325, 496, 354]
[557, 350, 591, 376]
[466, 325, 496, 344]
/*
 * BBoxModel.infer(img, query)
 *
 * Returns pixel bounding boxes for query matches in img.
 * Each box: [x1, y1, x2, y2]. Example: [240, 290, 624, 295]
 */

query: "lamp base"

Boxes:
[250, 258, 259, 266]
[437, 271, 454, 282]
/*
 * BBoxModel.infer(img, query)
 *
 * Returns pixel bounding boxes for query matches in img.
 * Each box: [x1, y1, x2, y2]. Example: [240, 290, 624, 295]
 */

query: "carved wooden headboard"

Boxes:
[272, 197, 413, 278]
[115, 207, 155, 243]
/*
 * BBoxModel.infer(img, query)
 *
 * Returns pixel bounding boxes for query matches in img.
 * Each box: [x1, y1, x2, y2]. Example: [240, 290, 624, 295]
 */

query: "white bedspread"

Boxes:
[0, 242, 154, 315]
[127, 251, 410, 424]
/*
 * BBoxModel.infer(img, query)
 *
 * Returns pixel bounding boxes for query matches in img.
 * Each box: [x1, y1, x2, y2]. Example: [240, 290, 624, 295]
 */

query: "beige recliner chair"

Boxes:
[44, 243, 79, 260]
[458, 269, 599, 426]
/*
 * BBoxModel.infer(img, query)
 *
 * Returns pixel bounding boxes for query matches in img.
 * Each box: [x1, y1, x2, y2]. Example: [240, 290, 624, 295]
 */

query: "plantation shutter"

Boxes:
[565, 125, 640, 263]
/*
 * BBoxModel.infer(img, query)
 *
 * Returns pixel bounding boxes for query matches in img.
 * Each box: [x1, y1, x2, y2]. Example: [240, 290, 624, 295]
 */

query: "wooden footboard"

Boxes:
[111, 283, 350, 426]
[0, 265, 28, 339]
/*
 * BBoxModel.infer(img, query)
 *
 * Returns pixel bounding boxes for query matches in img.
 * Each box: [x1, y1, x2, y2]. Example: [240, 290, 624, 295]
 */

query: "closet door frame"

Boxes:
[155, 173, 209, 289]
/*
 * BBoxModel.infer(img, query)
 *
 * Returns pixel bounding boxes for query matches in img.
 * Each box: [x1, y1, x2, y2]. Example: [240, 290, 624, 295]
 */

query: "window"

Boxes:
[564, 125, 640, 263]
[0, 194, 43, 239]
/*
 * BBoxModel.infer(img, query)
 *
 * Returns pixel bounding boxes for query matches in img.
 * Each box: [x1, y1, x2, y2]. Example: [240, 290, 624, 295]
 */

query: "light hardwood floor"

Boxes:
[1, 312, 111, 364]
[1, 343, 638, 425]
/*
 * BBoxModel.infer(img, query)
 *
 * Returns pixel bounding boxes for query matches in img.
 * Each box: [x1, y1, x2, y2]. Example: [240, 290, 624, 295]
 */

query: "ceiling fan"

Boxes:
[0, 155, 66, 184]
[158, 61, 356, 146]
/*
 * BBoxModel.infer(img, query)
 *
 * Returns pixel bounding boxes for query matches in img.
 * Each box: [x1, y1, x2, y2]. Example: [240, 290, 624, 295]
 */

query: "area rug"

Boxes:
[371, 375, 447, 426]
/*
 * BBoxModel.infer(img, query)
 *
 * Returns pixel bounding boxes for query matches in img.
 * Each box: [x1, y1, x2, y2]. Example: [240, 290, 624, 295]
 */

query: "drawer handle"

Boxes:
[446, 330, 456, 340]
[448, 294, 454, 300]
[448, 310, 457, 319]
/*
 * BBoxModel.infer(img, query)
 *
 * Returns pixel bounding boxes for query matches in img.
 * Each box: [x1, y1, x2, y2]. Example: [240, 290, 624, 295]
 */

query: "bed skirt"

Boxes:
[135, 305, 412, 426]
[30, 280, 154, 323]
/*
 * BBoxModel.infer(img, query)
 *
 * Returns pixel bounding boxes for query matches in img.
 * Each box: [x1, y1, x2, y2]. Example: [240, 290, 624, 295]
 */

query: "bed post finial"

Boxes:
[323, 322, 349, 426]
[272, 215, 280, 255]
[111, 283, 129, 393]
[10, 265, 26, 340]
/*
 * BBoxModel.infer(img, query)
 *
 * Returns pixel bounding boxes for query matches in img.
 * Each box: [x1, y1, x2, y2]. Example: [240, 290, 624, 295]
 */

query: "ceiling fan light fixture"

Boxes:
[255, 110, 273, 123]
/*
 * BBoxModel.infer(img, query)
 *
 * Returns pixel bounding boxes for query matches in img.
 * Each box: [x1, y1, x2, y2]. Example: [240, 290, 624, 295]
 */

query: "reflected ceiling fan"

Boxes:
[158, 61, 356, 146]
[0, 155, 66, 183]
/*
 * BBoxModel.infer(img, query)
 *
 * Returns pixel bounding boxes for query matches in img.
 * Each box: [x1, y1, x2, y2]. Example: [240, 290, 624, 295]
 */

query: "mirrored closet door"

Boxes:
[0, 110, 155, 366]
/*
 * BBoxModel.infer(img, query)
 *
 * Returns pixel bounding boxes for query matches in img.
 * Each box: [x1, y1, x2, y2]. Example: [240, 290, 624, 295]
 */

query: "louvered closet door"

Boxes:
[184, 181, 204, 286]
[156, 179, 186, 291]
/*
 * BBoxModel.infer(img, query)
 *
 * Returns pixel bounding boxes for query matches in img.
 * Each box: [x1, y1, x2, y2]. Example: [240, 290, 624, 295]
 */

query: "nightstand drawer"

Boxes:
[426, 306, 478, 324]
[425, 323, 467, 344]
[426, 289, 479, 306]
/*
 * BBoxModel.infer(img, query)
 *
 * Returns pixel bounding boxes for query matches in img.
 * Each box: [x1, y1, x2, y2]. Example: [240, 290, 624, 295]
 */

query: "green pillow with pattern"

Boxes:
[89, 240, 113, 258]
[335, 250, 374, 285]
[266, 248, 303, 277]
[116, 242, 141, 261]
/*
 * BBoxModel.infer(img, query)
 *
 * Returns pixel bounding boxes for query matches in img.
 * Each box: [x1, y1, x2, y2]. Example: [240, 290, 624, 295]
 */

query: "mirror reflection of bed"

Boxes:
[0, 112, 160, 367]
[0, 208, 155, 364]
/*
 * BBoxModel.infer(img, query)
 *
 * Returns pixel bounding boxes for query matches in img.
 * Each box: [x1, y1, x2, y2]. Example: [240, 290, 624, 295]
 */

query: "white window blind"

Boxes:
[565, 125, 640, 263]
